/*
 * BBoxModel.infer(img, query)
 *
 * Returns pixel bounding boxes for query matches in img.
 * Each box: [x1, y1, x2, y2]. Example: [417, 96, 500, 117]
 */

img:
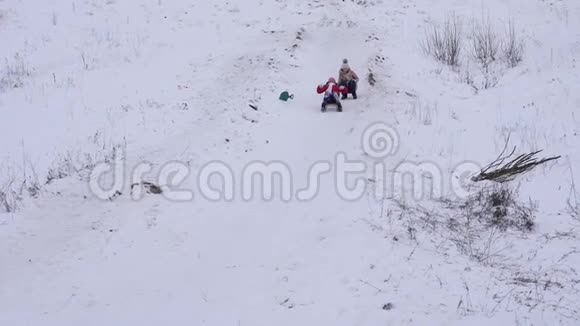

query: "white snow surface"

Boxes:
[1, 0, 580, 325]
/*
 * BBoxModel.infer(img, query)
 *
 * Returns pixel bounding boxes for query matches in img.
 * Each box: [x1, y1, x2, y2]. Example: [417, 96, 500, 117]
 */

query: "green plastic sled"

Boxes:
[279, 91, 294, 101]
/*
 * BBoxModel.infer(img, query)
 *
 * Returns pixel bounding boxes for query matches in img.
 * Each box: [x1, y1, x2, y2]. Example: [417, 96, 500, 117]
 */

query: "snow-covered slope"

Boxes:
[1, 0, 580, 325]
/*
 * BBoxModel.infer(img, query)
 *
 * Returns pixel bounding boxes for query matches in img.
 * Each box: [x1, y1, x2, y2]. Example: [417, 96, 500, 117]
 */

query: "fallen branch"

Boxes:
[472, 135, 560, 183]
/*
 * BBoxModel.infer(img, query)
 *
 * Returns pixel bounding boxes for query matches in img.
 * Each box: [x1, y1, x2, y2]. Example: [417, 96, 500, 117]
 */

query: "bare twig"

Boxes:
[502, 20, 524, 68]
[472, 136, 560, 183]
[359, 279, 384, 294]
[471, 17, 499, 70]
[567, 161, 580, 221]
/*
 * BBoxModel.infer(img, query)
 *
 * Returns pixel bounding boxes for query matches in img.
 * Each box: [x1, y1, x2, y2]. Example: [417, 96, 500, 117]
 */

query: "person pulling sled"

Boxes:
[338, 58, 359, 99]
[317, 77, 348, 112]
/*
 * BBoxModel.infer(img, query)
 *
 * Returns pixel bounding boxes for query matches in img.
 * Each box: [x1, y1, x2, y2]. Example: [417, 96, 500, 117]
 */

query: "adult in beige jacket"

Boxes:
[338, 58, 359, 99]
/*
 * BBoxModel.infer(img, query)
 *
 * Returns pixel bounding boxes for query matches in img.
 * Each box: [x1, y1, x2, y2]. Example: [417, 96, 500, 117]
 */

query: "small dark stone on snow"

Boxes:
[225, 138, 230, 142]
[382, 303, 394, 310]
[393, 236, 399, 241]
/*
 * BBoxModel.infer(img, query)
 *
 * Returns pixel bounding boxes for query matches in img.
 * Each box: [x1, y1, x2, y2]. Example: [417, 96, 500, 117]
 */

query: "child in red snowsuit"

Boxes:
[317, 77, 348, 112]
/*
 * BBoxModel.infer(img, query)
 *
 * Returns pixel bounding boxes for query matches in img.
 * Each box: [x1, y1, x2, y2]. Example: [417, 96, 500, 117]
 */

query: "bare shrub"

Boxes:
[80, 52, 90, 70]
[0, 53, 31, 91]
[423, 14, 525, 91]
[569, 191, 580, 222]
[502, 20, 524, 68]
[471, 18, 500, 70]
[481, 70, 499, 90]
[392, 184, 535, 264]
[0, 191, 9, 212]
[384, 181, 576, 320]
[567, 168, 580, 222]
[465, 185, 536, 232]
[422, 13, 463, 67]
[45, 153, 76, 185]
[22, 163, 41, 198]
[45, 139, 123, 185]
[0, 156, 42, 212]
[0, 131, 124, 213]
[0, 180, 21, 213]
[0, 191, 15, 213]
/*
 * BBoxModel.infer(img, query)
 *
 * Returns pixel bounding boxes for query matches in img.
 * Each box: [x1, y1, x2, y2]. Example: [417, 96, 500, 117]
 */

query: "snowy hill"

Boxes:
[1, 0, 580, 325]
